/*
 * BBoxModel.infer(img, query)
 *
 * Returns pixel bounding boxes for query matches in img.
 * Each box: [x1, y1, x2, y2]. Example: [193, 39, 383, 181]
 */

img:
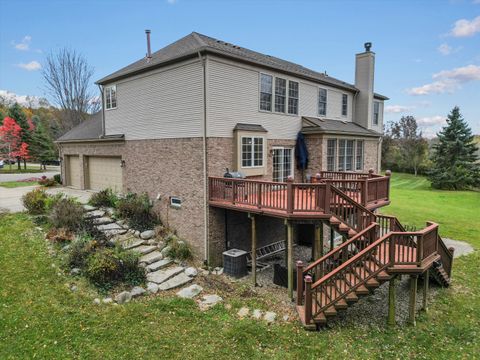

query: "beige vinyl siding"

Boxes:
[206, 56, 354, 139]
[104, 59, 204, 140]
[66, 155, 81, 188]
[86, 156, 123, 192]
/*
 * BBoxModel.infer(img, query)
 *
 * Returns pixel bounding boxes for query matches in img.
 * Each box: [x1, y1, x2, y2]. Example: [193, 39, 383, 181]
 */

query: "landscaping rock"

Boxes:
[176, 284, 203, 299]
[146, 239, 157, 245]
[61, 244, 71, 252]
[252, 309, 263, 319]
[146, 258, 172, 272]
[282, 315, 290, 322]
[102, 297, 113, 304]
[97, 223, 123, 231]
[115, 291, 132, 304]
[84, 210, 105, 219]
[70, 268, 81, 276]
[134, 245, 157, 255]
[134, 230, 140, 237]
[147, 282, 159, 294]
[130, 286, 146, 297]
[70, 285, 78, 292]
[105, 207, 115, 216]
[198, 294, 223, 311]
[93, 298, 101, 305]
[147, 266, 184, 284]
[213, 267, 224, 275]
[264, 311, 276, 323]
[121, 238, 145, 250]
[237, 307, 250, 318]
[160, 245, 171, 257]
[104, 229, 127, 238]
[140, 251, 163, 265]
[158, 272, 193, 291]
[185, 267, 198, 277]
[140, 230, 155, 240]
[83, 204, 97, 211]
[93, 217, 114, 225]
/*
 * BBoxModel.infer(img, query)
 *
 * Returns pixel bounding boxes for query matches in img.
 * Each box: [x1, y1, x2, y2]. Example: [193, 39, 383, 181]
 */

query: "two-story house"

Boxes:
[57, 32, 388, 265]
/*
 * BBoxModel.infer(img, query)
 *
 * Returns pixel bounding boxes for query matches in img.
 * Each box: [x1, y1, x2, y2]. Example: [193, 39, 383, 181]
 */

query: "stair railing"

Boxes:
[437, 235, 454, 278]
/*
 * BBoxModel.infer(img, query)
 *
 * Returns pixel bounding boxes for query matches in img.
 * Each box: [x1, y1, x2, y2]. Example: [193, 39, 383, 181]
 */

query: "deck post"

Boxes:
[249, 213, 257, 286]
[387, 275, 396, 327]
[422, 269, 429, 312]
[287, 220, 294, 300]
[330, 228, 335, 251]
[286, 176, 294, 214]
[314, 222, 323, 280]
[408, 274, 418, 326]
[296, 261, 304, 306]
[304, 275, 313, 325]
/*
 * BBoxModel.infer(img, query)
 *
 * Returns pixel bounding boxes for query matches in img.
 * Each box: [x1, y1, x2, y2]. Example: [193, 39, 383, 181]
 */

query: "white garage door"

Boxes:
[87, 156, 123, 192]
[66, 155, 81, 188]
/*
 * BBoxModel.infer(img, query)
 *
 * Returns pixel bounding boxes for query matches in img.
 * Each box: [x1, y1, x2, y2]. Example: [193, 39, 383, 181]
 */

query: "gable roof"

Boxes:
[56, 112, 123, 143]
[97, 32, 388, 98]
[301, 117, 382, 138]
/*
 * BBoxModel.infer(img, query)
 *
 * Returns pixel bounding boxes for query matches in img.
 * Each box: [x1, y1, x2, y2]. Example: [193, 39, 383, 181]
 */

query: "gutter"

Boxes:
[97, 84, 106, 137]
[55, 137, 125, 144]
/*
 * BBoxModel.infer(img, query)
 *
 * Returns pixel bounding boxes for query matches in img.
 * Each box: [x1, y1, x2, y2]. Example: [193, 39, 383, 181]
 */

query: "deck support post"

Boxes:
[287, 220, 294, 301]
[330, 228, 335, 252]
[249, 213, 257, 286]
[314, 222, 323, 280]
[387, 275, 396, 327]
[408, 274, 418, 326]
[422, 269, 429, 312]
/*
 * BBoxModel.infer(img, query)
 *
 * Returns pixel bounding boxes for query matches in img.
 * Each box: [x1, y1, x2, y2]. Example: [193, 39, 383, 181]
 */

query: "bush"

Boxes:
[79, 218, 108, 244]
[46, 227, 74, 243]
[65, 236, 99, 269]
[164, 234, 192, 261]
[45, 192, 66, 211]
[22, 188, 49, 215]
[88, 188, 118, 208]
[38, 175, 57, 187]
[53, 174, 62, 184]
[84, 246, 145, 288]
[49, 197, 84, 231]
[116, 193, 158, 231]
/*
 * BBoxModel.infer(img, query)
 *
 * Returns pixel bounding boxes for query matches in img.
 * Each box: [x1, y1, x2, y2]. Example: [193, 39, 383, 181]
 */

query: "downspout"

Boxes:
[97, 84, 106, 137]
[198, 51, 209, 264]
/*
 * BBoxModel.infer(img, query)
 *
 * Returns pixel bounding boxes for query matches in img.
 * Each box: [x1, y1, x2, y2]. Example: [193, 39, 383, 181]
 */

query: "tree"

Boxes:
[29, 121, 56, 169]
[42, 48, 98, 131]
[7, 103, 32, 169]
[387, 116, 429, 176]
[0, 117, 22, 170]
[428, 107, 480, 190]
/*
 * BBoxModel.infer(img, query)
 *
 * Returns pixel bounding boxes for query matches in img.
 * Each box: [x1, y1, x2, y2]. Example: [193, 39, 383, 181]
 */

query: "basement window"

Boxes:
[105, 85, 117, 110]
[170, 197, 182, 208]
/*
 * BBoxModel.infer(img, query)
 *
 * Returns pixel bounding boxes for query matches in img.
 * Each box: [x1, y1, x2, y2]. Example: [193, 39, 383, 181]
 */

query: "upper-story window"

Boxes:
[105, 85, 117, 110]
[260, 74, 273, 111]
[342, 94, 348, 116]
[373, 101, 380, 125]
[274, 77, 287, 113]
[288, 81, 299, 115]
[241, 136, 264, 168]
[318, 88, 327, 116]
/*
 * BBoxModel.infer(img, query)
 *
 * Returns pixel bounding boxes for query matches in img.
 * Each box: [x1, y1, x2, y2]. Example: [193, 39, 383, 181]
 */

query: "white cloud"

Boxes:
[385, 105, 414, 113]
[417, 115, 446, 125]
[0, 90, 48, 108]
[15, 61, 41, 71]
[450, 16, 480, 37]
[12, 35, 32, 51]
[408, 64, 480, 95]
[438, 43, 452, 55]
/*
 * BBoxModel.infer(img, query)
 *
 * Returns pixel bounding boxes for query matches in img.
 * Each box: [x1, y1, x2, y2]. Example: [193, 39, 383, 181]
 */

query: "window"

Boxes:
[373, 101, 380, 125]
[274, 78, 286, 113]
[241, 136, 264, 168]
[318, 88, 327, 116]
[327, 139, 337, 171]
[338, 139, 354, 171]
[273, 147, 293, 182]
[105, 85, 117, 110]
[342, 94, 348, 116]
[288, 81, 299, 115]
[170, 197, 182, 208]
[356, 140, 364, 170]
[260, 74, 273, 111]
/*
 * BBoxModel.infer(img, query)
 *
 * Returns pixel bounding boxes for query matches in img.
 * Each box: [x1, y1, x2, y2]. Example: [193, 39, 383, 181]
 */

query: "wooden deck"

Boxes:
[209, 171, 390, 219]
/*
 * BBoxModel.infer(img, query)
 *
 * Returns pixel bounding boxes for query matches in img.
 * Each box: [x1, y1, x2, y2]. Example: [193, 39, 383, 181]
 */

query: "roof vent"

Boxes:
[145, 29, 152, 61]
[364, 42, 372, 52]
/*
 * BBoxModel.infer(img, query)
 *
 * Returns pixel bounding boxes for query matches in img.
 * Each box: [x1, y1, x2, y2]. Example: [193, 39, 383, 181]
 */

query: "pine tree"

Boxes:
[29, 121, 57, 169]
[428, 106, 480, 190]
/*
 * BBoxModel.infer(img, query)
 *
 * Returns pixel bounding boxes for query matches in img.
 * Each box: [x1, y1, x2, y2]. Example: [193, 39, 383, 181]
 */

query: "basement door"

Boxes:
[273, 147, 293, 182]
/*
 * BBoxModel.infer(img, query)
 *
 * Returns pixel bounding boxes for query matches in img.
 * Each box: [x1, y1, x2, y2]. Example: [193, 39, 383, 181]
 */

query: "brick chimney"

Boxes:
[354, 42, 375, 129]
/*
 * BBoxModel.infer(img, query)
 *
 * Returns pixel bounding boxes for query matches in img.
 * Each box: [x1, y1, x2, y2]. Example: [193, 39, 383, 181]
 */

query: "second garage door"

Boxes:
[87, 156, 123, 192]
[66, 155, 81, 188]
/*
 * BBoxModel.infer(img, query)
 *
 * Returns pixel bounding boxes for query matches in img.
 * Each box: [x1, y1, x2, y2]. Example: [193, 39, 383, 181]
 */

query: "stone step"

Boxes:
[84, 210, 105, 219]
[93, 217, 114, 225]
[158, 272, 193, 291]
[104, 229, 127, 238]
[83, 204, 97, 211]
[140, 251, 163, 265]
[147, 266, 184, 284]
[97, 223, 123, 231]
[146, 258, 173, 272]
[121, 238, 145, 250]
[134, 245, 158, 255]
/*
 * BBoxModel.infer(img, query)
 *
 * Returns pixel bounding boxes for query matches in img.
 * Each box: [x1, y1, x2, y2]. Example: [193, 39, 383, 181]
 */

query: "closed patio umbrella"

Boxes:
[295, 132, 309, 182]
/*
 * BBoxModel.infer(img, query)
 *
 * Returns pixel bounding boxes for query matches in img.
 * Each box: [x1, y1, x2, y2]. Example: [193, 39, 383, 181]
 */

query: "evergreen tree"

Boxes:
[29, 121, 57, 169]
[428, 106, 480, 190]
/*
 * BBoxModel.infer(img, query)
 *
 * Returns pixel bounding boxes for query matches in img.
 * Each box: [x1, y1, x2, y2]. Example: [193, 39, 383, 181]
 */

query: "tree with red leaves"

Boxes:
[0, 117, 22, 170]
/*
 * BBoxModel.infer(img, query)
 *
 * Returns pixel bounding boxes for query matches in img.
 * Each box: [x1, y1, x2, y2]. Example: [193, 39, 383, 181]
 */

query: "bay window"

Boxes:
[241, 136, 264, 168]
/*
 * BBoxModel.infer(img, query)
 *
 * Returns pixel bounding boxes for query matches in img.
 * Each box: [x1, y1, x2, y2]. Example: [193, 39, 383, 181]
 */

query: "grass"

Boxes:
[0, 181, 38, 188]
[0, 174, 479, 359]
[0, 167, 45, 174]
[381, 172, 480, 248]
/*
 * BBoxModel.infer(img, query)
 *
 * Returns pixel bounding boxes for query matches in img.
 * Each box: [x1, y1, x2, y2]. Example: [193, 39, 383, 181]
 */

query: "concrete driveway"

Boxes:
[0, 185, 93, 213]
[0, 171, 60, 182]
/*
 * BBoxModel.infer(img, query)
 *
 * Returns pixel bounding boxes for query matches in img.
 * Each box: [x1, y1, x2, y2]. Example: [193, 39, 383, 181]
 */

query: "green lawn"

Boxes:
[0, 174, 479, 359]
[0, 167, 45, 174]
[382, 173, 480, 247]
[0, 181, 39, 188]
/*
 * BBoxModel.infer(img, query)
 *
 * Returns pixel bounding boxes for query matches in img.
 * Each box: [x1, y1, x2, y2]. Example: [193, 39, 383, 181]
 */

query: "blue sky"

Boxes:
[0, 0, 479, 136]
